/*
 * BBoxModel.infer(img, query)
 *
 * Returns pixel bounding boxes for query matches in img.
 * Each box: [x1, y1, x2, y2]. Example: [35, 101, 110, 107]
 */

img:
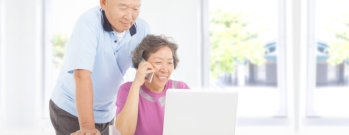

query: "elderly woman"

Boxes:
[114, 35, 189, 135]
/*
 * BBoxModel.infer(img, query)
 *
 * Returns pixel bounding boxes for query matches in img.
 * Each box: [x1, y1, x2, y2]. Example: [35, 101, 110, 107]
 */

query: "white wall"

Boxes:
[140, 0, 203, 88]
[1, 0, 43, 128]
[0, 0, 4, 127]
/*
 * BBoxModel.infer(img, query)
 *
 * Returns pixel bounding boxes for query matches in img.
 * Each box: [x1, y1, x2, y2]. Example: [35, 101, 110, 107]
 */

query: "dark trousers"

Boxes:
[49, 100, 113, 135]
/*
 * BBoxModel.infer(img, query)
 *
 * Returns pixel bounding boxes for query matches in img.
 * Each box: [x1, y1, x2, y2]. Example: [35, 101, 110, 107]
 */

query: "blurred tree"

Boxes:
[210, 10, 266, 79]
[51, 33, 68, 68]
[327, 14, 349, 65]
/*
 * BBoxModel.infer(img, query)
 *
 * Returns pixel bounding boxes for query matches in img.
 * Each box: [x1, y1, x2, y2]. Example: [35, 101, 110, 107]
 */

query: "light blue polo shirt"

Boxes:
[51, 6, 150, 123]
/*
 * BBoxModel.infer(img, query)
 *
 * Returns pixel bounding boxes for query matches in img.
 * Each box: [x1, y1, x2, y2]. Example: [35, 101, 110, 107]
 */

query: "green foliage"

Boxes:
[327, 38, 349, 65]
[52, 33, 68, 68]
[327, 14, 349, 65]
[210, 10, 266, 78]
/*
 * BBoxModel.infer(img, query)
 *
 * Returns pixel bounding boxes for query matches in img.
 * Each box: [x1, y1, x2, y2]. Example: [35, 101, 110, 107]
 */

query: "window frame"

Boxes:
[0, 0, 4, 120]
[203, 0, 288, 124]
[306, 0, 349, 125]
[42, 0, 54, 118]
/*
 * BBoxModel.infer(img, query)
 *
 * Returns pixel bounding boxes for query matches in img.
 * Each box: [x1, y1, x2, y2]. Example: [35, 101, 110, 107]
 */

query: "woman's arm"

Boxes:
[115, 62, 154, 135]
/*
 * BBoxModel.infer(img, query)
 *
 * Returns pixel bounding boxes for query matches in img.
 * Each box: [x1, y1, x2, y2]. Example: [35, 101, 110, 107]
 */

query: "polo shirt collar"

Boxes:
[101, 9, 137, 36]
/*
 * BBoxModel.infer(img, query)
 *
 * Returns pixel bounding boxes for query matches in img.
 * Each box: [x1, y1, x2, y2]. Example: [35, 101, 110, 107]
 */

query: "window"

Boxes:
[207, 0, 287, 120]
[307, 0, 349, 119]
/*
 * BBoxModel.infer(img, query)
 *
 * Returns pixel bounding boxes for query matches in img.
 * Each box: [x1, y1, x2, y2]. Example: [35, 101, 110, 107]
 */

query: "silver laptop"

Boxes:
[163, 89, 238, 135]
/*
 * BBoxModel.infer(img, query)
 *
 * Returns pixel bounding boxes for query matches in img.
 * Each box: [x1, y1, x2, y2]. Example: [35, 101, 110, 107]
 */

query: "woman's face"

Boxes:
[145, 46, 174, 90]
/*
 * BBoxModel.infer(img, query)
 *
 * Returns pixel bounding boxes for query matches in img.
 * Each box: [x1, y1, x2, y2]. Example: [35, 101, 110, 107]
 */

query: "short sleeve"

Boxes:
[64, 14, 99, 74]
[130, 19, 150, 68]
[115, 82, 132, 116]
[143, 21, 150, 36]
[177, 81, 190, 89]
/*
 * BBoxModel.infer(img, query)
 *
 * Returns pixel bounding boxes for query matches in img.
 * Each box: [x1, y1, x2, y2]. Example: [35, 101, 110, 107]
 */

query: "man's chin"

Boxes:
[120, 26, 131, 31]
[113, 25, 130, 32]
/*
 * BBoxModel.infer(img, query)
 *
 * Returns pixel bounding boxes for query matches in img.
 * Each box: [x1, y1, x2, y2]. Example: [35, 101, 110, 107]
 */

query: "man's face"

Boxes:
[101, 0, 141, 32]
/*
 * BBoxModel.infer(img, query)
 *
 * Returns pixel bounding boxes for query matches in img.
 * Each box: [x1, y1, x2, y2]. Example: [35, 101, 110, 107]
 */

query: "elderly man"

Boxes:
[49, 0, 149, 134]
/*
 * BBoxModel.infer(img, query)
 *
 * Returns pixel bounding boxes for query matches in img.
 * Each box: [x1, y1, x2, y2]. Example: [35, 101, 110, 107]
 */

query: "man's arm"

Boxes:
[73, 69, 100, 135]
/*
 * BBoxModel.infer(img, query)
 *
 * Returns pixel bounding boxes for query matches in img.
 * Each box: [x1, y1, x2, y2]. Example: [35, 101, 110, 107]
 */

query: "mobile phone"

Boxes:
[146, 72, 154, 83]
[141, 59, 154, 83]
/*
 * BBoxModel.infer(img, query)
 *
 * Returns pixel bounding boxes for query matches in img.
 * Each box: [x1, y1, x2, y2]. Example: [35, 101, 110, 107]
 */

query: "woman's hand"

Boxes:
[133, 61, 155, 86]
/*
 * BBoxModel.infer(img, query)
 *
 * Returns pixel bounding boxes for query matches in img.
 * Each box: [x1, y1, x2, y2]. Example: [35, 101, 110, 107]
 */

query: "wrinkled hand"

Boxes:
[70, 128, 101, 135]
[134, 61, 155, 86]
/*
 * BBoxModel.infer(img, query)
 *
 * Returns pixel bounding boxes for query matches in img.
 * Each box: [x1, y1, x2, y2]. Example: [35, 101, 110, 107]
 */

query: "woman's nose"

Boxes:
[157, 65, 168, 73]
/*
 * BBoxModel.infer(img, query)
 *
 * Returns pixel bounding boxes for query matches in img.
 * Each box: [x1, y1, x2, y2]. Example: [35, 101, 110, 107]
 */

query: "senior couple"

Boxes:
[49, 0, 189, 135]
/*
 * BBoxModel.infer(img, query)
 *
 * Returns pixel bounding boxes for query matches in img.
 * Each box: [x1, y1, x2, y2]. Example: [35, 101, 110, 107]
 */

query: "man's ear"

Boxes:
[100, 0, 108, 10]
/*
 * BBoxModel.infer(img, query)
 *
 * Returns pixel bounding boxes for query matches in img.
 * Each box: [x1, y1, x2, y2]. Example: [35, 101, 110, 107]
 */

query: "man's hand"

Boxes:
[70, 128, 101, 135]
